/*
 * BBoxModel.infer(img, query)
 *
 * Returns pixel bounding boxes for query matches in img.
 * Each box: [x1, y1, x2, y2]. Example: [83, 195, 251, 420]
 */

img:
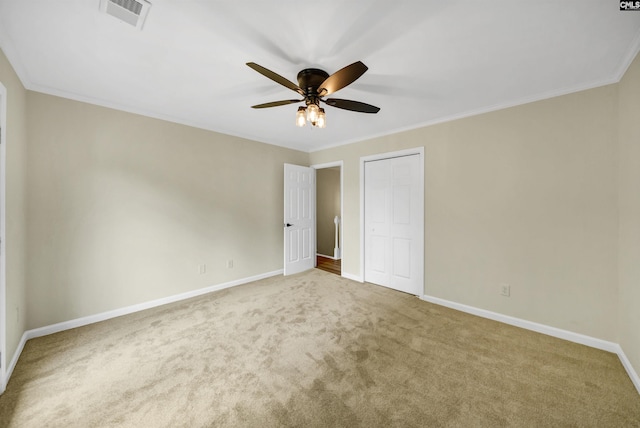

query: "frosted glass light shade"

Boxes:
[306, 104, 319, 123]
[316, 108, 326, 128]
[296, 107, 306, 127]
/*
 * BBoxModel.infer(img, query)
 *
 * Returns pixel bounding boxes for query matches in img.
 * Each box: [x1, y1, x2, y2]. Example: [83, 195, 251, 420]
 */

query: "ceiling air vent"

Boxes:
[100, 0, 151, 30]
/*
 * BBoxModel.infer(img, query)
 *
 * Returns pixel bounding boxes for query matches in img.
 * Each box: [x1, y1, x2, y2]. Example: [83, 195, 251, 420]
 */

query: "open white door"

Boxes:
[284, 164, 315, 275]
[364, 153, 423, 295]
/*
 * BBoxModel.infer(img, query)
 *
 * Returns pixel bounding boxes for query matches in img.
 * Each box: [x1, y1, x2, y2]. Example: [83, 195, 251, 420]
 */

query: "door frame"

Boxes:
[360, 147, 424, 290]
[311, 161, 343, 270]
[0, 82, 7, 392]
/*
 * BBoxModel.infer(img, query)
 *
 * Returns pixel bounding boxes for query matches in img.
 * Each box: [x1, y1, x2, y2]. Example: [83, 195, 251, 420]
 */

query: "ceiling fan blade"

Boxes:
[246, 62, 304, 95]
[317, 61, 368, 97]
[251, 99, 303, 109]
[324, 98, 380, 114]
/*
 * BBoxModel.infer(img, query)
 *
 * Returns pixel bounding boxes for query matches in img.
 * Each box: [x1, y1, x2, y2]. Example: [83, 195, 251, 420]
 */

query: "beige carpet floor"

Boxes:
[0, 269, 639, 427]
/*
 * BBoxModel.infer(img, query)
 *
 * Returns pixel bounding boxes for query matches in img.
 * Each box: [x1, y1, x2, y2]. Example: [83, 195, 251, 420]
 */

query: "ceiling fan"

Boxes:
[246, 61, 380, 128]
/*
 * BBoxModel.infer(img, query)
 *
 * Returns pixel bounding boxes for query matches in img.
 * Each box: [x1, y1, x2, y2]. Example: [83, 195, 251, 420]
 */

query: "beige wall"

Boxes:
[310, 84, 619, 342]
[316, 168, 340, 257]
[0, 49, 28, 371]
[26, 92, 308, 328]
[618, 53, 640, 377]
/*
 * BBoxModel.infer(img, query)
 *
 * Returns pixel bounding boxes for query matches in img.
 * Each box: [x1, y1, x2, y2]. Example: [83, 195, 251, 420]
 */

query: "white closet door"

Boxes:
[364, 154, 423, 295]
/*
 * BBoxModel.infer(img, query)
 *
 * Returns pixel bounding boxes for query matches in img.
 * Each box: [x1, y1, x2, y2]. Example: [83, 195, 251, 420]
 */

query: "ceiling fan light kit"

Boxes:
[247, 61, 380, 129]
[296, 104, 326, 128]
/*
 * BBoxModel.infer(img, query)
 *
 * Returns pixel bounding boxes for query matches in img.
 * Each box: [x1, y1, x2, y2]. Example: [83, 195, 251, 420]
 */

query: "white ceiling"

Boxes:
[1, 1, 639, 152]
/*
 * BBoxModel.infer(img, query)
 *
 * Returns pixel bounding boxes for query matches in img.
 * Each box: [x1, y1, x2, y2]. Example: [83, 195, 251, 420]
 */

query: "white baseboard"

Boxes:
[5, 330, 27, 393]
[421, 294, 640, 395]
[616, 344, 640, 395]
[3, 269, 283, 392]
[421, 295, 618, 352]
[341, 272, 363, 282]
[316, 253, 340, 260]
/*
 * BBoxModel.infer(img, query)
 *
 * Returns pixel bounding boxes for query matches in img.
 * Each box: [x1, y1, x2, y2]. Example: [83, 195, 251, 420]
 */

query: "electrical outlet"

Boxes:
[199, 264, 206, 275]
[500, 284, 511, 297]
[227, 259, 233, 268]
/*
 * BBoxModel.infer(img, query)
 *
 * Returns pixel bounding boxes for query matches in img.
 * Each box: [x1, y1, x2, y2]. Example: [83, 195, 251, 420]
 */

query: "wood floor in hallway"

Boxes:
[316, 255, 341, 275]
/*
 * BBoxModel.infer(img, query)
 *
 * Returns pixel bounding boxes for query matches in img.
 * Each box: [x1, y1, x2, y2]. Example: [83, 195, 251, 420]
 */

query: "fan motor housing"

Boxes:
[297, 68, 329, 96]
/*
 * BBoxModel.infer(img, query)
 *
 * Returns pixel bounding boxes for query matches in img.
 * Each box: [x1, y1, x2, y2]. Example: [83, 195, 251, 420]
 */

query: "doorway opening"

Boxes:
[313, 161, 343, 276]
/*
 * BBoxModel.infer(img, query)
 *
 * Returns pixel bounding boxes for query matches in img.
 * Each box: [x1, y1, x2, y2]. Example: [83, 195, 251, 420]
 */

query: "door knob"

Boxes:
[285, 223, 293, 227]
